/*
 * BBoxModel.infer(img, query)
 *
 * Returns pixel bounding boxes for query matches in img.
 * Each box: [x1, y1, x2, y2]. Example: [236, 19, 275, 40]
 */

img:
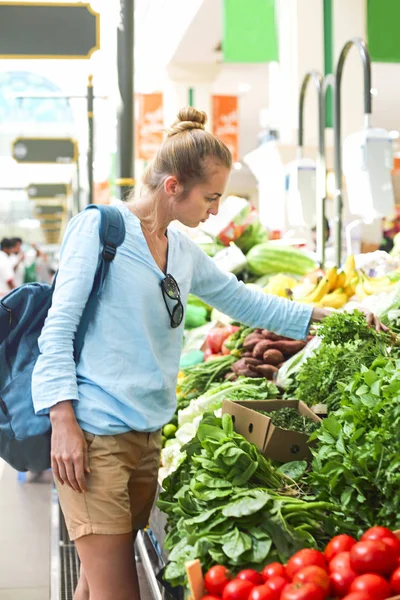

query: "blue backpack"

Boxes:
[0, 205, 125, 472]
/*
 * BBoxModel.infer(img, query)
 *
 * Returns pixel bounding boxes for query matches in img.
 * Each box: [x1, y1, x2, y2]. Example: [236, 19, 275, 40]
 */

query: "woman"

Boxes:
[32, 107, 384, 600]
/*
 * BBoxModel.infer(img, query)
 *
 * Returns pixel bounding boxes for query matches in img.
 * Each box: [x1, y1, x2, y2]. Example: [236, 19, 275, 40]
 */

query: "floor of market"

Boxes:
[0, 461, 154, 600]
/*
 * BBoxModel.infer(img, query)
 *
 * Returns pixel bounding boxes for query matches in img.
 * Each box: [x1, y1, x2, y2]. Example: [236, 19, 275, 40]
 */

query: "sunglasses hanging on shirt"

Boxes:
[161, 274, 184, 328]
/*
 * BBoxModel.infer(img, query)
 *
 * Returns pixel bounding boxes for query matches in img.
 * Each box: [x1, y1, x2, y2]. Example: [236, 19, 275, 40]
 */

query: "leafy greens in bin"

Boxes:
[158, 413, 347, 587]
[257, 407, 320, 436]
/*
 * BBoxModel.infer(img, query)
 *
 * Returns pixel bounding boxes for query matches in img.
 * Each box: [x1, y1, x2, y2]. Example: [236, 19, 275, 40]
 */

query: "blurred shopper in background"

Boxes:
[9, 237, 25, 287]
[0, 238, 17, 296]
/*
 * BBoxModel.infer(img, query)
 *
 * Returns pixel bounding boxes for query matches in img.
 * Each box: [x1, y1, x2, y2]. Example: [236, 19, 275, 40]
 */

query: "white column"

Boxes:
[272, 0, 324, 147]
[333, 0, 367, 139]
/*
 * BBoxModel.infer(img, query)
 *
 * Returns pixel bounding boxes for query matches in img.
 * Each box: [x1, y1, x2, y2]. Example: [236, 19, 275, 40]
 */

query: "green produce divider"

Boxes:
[323, 0, 333, 127]
[367, 0, 400, 63]
[222, 0, 278, 63]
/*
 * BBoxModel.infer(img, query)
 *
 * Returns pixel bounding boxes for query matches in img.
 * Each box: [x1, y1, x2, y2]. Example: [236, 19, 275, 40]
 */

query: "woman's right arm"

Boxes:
[32, 209, 101, 492]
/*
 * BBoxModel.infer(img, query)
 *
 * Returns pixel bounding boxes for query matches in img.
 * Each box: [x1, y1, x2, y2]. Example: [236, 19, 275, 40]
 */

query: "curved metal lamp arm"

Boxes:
[298, 70, 324, 151]
[334, 37, 372, 266]
[298, 70, 326, 266]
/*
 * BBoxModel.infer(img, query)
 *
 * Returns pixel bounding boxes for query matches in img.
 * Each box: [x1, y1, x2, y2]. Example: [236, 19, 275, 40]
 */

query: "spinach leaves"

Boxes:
[309, 358, 400, 533]
[159, 413, 343, 586]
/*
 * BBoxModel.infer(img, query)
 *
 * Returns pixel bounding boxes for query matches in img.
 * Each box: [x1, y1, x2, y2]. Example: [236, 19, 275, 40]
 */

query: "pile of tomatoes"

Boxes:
[201, 527, 400, 600]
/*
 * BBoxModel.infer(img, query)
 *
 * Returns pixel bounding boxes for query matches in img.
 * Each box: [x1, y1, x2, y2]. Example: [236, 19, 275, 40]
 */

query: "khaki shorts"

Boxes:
[55, 429, 162, 541]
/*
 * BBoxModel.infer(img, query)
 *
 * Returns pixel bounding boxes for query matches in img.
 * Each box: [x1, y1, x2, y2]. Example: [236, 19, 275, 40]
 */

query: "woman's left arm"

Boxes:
[188, 241, 387, 338]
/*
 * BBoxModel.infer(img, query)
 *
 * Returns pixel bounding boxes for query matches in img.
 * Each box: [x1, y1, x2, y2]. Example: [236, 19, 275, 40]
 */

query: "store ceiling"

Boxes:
[170, 0, 222, 65]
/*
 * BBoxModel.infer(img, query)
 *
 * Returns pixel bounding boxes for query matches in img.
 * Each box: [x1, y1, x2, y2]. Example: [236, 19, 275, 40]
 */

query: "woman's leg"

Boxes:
[74, 565, 90, 600]
[75, 532, 139, 600]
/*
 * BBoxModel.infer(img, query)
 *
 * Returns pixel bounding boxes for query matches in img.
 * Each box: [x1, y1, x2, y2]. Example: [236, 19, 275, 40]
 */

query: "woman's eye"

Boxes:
[206, 197, 215, 203]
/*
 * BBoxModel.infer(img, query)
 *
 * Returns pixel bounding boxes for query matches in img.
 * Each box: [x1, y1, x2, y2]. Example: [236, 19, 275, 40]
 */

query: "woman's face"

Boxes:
[172, 165, 231, 228]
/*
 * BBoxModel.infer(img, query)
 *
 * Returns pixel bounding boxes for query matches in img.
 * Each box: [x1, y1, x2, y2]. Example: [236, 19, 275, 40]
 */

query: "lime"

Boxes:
[163, 423, 177, 439]
[161, 435, 167, 447]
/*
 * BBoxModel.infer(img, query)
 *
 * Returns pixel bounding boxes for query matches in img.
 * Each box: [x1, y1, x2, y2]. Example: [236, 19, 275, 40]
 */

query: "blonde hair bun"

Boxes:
[167, 107, 207, 136]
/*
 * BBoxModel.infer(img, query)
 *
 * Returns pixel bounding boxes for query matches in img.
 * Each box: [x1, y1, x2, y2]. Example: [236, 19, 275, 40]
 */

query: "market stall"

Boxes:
[138, 230, 400, 600]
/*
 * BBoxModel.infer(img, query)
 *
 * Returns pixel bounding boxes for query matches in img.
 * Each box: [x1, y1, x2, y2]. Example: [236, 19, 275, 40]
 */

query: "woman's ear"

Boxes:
[164, 176, 182, 197]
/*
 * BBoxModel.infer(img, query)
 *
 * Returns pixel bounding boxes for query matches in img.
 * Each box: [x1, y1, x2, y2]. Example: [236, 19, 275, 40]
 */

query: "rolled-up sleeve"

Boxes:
[32, 209, 101, 415]
[189, 240, 313, 340]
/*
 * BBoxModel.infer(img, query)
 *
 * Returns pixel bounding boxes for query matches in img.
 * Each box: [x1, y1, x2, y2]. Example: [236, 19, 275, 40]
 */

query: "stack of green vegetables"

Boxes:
[285, 310, 399, 412]
[309, 356, 400, 533]
[158, 413, 347, 587]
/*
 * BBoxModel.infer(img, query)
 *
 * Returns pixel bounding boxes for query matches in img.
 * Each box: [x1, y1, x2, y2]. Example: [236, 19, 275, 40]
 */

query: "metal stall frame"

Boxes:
[298, 70, 326, 267]
[333, 37, 372, 266]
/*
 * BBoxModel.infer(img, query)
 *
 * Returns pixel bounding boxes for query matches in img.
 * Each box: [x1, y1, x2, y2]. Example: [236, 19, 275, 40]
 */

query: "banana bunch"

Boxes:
[355, 271, 397, 299]
[295, 267, 347, 308]
[343, 254, 398, 299]
[263, 254, 398, 307]
[296, 259, 358, 308]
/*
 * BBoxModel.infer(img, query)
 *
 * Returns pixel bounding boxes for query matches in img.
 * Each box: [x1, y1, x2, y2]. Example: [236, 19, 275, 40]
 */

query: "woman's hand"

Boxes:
[50, 401, 90, 493]
[311, 306, 389, 332]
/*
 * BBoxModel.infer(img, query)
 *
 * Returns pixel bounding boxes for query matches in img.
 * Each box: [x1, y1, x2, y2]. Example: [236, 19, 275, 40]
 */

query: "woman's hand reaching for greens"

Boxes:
[311, 306, 389, 332]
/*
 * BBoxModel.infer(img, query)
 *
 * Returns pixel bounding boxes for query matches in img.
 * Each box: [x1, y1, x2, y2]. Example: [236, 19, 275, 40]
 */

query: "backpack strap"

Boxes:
[74, 205, 126, 362]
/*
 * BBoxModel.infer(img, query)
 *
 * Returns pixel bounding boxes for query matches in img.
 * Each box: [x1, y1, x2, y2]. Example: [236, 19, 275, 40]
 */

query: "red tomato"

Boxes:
[329, 569, 357, 597]
[350, 540, 397, 576]
[286, 549, 328, 579]
[280, 583, 326, 600]
[201, 596, 224, 600]
[329, 552, 352, 573]
[390, 566, 400, 593]
[205, 566, 232, 596]
[325, 535, 357, 562]
[293, 566, 330, 593]
[248, 585, 276, 600]
[381, 535, 400, 558]
[361, 527, 398, 543]
[265, 576, 289, 596]
[206, 327, 232, 354]
[237, 571, 264, 586]
[222, 579, 255, 600]
[350, 574, 392, 599]
[261, 562, 286, 582]
[341, 594, 373, 600]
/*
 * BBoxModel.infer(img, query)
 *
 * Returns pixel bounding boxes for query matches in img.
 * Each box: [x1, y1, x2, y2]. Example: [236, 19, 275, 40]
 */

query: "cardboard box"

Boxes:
[222, 399, 322, 463]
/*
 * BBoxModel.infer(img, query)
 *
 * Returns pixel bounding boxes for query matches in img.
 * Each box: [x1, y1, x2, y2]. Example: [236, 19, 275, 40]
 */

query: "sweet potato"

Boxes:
[261, 330, 282, 341]
[243, 334, 264, 351]
[262, 340, 306, 357]
[252, 339, 275, 358]
[262, 330, 292, 341]
[242, 351, 253, 357]
[263, 349, 284, 366]
[232, 358, 248, 374]
[244, 357, 264, 366]
[249, 363, 278, 380]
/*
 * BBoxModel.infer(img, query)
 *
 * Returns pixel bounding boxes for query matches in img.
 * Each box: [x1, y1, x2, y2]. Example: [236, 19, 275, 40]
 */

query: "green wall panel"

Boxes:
[223, 0, 278, 63]
[367, 0, 400, 63]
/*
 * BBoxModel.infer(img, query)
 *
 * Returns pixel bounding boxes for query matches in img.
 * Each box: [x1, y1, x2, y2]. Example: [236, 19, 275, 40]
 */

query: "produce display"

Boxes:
[150, 240, 400, 600]
[285, 310, 399, 412]
[158, 413, 344, 587]
[200, 526, 400, 600]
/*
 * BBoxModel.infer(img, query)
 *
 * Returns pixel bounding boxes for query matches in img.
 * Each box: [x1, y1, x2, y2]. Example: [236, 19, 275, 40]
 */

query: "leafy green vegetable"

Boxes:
[290, 311, 397, 412]
[317, 309, 394, 346]
[309, 357, 400, 533]
[159, 413, 345, 587]
[257, 407, 320, 436]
